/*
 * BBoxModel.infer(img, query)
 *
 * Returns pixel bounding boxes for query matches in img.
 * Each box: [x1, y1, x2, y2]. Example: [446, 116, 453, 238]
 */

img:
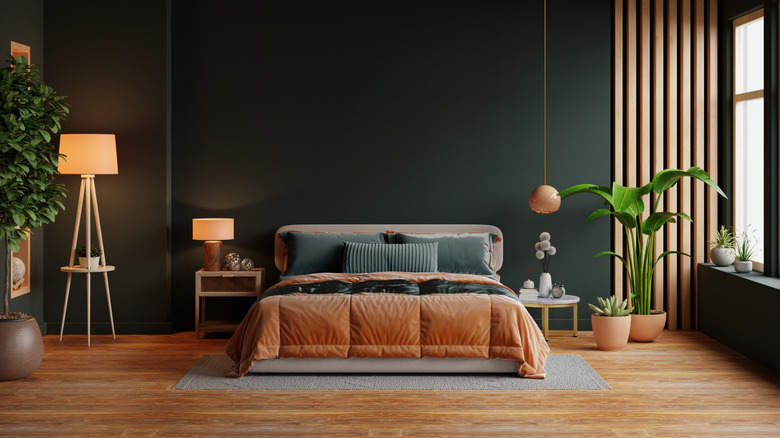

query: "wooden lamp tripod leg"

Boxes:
[60, 178, 86, 342]
[90, 178, 115, 339]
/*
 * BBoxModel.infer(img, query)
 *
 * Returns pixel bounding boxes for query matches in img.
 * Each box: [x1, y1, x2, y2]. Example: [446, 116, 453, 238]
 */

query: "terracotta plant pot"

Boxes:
[710, 247, 735, 267]
[0, 316, 44, 381]
[591, 314, 631, 351]
[629, 310, 666, 342]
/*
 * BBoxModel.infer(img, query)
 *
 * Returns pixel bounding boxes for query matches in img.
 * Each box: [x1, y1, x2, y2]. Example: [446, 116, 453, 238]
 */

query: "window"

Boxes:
[733, 9, 764, 270]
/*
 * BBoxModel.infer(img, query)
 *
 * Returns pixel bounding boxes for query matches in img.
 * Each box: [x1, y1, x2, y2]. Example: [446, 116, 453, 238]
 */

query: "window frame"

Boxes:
[732, 8, 765, 272]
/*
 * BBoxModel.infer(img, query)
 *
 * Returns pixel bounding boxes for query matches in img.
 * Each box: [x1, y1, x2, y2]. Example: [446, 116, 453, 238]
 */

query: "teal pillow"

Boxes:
[282, 232, 385, 277]
[395, 233, 496, 278]
[343, 242, 438, 274]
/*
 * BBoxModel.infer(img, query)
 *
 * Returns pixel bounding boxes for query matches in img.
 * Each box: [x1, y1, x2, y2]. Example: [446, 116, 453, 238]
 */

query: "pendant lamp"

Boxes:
[529, 0, 561, 214]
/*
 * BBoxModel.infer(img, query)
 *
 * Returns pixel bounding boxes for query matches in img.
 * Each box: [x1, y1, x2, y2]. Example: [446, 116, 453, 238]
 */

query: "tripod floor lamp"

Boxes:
[57, 134, 118, 346]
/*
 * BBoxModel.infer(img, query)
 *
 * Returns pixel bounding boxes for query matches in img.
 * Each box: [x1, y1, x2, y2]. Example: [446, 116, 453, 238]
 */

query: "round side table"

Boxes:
[520, 295, 580, 341]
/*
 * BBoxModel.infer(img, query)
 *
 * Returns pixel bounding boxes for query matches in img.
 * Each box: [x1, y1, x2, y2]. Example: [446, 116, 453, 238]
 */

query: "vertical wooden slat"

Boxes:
[679, 0, 692, 330]
[653, 0, 665, 313]
[641, 0, 651, 190]
[624, 0, 638, 306]
[692, 0, 706, 328]
[707, 0, 718, 267]
[666, 0, 679, 330]
[614, 0, 625, 304]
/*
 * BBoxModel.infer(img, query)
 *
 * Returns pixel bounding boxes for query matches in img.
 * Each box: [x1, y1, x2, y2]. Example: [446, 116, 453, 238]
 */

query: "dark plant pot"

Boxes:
[0, 316, 44, 381]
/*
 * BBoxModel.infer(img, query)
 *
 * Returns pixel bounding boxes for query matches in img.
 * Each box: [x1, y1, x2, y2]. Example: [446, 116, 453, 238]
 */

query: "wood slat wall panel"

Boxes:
[613, 0, 718, 329]
[615, 0, 625, 303]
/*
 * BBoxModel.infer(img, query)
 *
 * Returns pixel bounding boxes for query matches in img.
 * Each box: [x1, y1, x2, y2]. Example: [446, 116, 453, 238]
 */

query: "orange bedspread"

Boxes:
[225, 272, 550, 378]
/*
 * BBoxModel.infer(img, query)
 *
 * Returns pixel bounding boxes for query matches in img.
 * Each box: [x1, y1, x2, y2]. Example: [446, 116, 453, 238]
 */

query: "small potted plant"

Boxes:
[589, 296, 633, 351]
[523, 265, 535, 289]
[708, 225, 735, 267]
[76, 245, 102, 269]
[733, 227, 757, 273]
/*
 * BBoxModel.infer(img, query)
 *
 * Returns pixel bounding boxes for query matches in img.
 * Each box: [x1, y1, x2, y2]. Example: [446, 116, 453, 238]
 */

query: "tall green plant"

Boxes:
[558, 167, 725, 315]
[0, 55, 68, 318]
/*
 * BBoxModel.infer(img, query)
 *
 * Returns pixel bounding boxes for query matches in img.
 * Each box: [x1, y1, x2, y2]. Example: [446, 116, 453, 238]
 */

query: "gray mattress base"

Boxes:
[249, 357, 519, 374]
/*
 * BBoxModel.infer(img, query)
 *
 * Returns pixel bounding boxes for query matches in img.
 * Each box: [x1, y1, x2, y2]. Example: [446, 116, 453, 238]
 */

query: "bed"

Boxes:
[225, 224, 550, 379]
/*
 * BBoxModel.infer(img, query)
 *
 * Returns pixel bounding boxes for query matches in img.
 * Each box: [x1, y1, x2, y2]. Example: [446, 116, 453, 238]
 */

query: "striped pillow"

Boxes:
[343, 242, 438, 274]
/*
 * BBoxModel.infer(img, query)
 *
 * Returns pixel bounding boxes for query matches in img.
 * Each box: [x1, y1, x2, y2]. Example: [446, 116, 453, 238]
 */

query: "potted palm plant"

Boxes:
[708, 225, 735, 267]
[0, 55, 68, 380]
[558, 167, 725, 342]
[589, 296, 633, 351]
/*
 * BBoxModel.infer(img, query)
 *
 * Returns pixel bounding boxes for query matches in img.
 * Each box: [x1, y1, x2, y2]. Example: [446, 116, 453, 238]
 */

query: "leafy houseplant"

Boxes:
[733, 227, 758, 273]
[589, 296, 633, 351]
[76, 244, 102, 258]
[708, 225, 735, 267]
[0, 55, 68, 380]
[558, 167, 725, 317]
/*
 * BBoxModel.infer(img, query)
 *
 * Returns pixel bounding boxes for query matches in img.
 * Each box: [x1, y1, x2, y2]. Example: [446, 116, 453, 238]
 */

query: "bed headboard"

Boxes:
[274, 224, 504, 273]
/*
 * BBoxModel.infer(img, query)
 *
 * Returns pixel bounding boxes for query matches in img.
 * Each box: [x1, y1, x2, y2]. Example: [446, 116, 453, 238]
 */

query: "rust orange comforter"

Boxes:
[225, 272, 550, 378]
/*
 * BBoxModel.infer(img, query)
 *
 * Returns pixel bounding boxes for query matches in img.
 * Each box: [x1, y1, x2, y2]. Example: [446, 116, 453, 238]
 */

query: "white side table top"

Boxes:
[520, 295, 580, 305]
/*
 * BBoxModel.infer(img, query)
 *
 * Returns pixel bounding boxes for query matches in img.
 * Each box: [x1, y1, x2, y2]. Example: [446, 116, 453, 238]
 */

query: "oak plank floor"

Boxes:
[0, 331, 778, 436]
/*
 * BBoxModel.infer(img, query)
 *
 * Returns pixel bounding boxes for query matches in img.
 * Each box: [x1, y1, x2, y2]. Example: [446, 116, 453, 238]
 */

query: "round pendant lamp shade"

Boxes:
[529, 184, 561, 214]
[57, 134, 118, 175]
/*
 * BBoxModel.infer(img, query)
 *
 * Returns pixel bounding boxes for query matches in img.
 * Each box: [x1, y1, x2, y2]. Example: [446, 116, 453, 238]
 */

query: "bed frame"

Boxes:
[250, 224, 518, 375]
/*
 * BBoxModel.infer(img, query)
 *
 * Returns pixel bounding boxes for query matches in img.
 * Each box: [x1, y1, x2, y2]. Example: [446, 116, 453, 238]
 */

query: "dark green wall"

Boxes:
[0, 0, 46, 330]
[34, 0, 611, 333]
[42, 0, 171, 334]
[171, 0, 612, 331]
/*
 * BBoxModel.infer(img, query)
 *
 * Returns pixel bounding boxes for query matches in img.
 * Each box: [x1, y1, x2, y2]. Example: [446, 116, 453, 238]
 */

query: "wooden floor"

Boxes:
[1, 331, 778, 436]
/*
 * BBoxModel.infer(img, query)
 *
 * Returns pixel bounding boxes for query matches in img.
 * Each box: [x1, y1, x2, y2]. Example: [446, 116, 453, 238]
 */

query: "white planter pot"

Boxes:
[734, 260, 752, 273]
[79, 256, 100, 269]
[710, 247, 735, 267]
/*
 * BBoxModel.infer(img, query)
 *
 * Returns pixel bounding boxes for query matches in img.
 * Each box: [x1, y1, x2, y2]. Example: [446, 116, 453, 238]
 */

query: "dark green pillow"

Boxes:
[395, 233, 496, 278]
[343, 242, 438, 274]
[282, 232, 385, 277]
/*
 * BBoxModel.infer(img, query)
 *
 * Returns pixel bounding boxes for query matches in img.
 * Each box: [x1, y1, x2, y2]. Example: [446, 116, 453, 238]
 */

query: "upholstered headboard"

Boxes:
[274, 224, 504, 273]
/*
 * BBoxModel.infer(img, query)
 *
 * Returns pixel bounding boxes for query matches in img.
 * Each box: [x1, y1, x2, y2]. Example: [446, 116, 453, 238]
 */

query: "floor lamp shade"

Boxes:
[57, 134, 118, 175]
[193, 218, 234, 271]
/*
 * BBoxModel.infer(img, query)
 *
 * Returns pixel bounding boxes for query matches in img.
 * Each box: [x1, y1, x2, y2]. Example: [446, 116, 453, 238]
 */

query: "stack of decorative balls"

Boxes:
[223, 253, 255, 271]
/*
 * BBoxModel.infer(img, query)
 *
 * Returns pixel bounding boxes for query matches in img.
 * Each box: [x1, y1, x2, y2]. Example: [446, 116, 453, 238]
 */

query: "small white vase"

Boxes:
[79, 256, 100, 269]
[538, 272, 552, 298]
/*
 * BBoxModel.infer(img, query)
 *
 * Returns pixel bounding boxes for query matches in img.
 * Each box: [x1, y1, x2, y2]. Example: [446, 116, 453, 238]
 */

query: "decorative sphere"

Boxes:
[224, 252, 240, 269]
[227, 260, 241, 271]
[529, 185, 561, 213]
[11, 257, 25, 283]
[240, 258, 255, 271]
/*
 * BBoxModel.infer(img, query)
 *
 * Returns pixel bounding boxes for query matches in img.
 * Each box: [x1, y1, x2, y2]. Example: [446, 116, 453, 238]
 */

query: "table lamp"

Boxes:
[193, 218, 234, 271]
[57, 133, 119, 346]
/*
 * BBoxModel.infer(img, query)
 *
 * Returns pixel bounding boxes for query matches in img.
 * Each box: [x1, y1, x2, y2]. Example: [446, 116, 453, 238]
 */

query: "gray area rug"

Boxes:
[173, 355, 610, 390]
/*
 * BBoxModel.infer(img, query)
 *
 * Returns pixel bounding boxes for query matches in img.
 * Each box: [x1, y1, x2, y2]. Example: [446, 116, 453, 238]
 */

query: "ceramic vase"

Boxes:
[538, 272, 552, 298]
[734, 260, 752, 273]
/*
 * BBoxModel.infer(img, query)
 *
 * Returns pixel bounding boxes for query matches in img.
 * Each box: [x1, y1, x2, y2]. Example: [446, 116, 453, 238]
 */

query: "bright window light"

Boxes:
[733, 9, 764, 269]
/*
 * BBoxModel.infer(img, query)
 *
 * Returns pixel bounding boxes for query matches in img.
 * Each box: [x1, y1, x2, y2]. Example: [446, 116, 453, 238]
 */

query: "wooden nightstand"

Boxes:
[195, 268, 265, 338]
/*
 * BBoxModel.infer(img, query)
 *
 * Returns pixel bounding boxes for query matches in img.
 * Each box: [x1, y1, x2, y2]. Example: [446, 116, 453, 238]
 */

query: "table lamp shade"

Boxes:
[192, 218, 234, 241]
[193, 218, 234, 271]
[58, 134, 118, 175]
